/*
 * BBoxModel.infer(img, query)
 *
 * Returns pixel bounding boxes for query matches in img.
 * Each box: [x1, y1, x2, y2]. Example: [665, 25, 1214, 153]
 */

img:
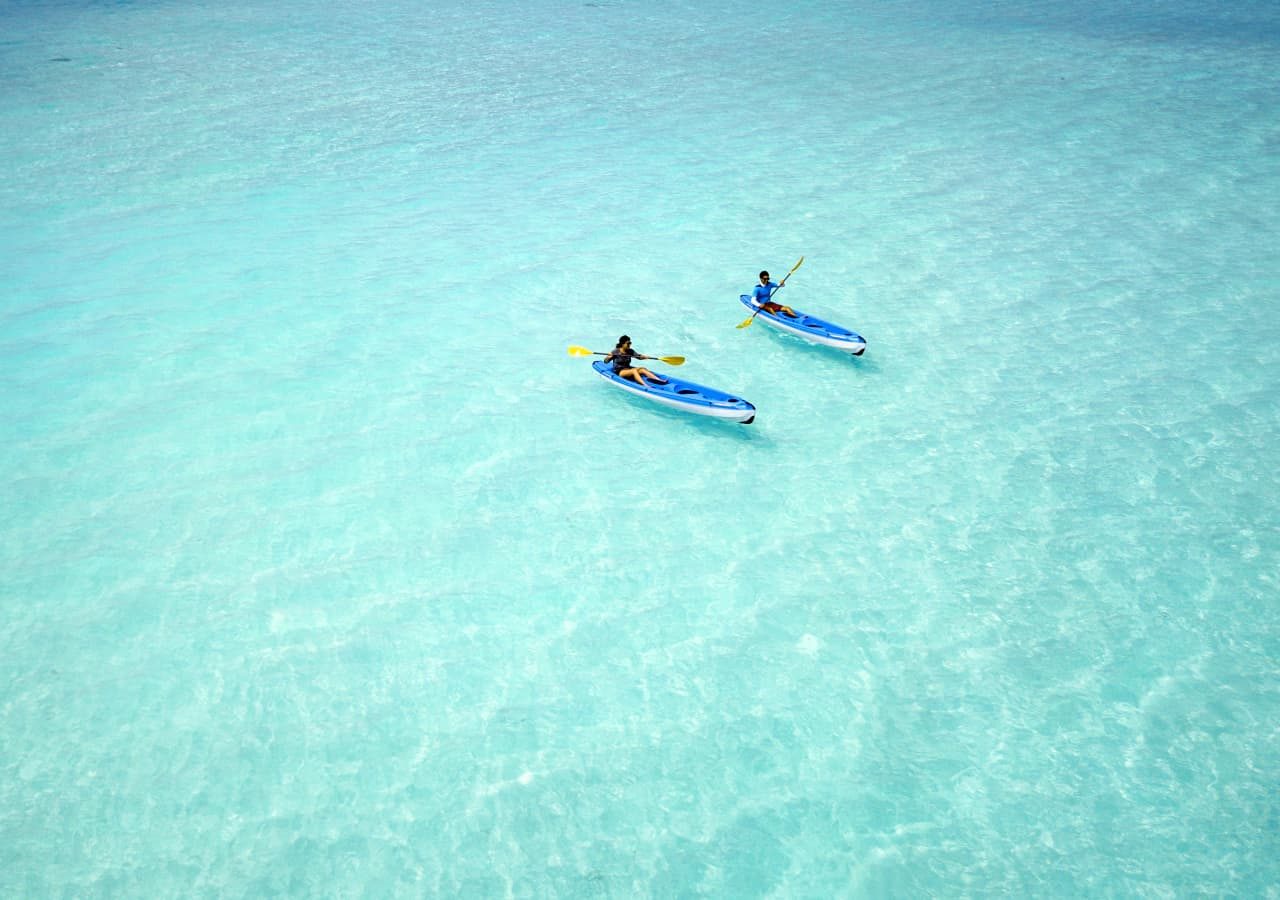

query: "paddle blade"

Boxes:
[659, 356, 685, 366]
[736, 316, 756, 329]
[567, 345, 597, 357]
[778, 255, 804, 286]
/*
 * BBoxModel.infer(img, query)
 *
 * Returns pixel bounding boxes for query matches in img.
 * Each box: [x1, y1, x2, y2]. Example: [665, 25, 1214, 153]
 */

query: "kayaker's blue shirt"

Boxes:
[752, 282, 780, 304]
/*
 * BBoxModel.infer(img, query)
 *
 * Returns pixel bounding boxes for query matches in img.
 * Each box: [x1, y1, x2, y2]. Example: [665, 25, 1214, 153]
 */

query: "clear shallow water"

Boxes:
[2, 0, 1278, 895]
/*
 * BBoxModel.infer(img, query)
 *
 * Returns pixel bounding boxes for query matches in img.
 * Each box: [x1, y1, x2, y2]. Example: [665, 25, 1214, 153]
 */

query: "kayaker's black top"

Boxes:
[605, 348, 638, 372]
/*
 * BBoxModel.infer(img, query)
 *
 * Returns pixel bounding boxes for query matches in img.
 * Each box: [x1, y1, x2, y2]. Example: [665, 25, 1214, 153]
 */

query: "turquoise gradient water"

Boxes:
[2, 0, 1278, 895]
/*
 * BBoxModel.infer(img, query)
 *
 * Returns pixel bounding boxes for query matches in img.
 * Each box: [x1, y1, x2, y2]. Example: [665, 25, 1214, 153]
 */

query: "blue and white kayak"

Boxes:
[739, 294, 867, 355]
[591, 360, 756, 424]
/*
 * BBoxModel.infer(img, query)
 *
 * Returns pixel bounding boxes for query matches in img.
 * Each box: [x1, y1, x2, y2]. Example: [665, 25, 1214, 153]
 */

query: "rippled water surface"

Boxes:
[2, 0, 1278, 895]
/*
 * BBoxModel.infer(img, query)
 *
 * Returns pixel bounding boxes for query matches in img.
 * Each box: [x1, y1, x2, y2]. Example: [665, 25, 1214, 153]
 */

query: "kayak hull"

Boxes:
[739, 294, 866, 355]
[591, 360, 756, 423]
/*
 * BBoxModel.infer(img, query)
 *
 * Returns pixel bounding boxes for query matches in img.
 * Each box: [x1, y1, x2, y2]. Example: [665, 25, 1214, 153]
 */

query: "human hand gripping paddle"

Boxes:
[737, 255, 804, 329]
[567, 346, 685, 365]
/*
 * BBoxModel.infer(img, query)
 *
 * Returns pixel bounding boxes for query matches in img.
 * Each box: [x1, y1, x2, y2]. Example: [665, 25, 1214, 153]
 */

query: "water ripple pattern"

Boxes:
[2, 0, 1278, 895]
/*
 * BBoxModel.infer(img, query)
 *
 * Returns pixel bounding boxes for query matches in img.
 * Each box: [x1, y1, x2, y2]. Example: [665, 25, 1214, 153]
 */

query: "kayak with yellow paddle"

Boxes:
[567, 346, 756, 424]
[738, 293, 867, 355]
[735, 256, 866, 355]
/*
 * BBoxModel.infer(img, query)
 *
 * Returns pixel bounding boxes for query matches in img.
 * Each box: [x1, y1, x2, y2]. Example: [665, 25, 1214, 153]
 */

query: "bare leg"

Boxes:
[622, 367, 666, 386]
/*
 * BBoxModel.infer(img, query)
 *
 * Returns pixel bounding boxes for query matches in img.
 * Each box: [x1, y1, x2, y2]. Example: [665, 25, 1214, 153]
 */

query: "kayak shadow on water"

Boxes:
[594, 389, 772, 442]
[747, 325, 878, 372]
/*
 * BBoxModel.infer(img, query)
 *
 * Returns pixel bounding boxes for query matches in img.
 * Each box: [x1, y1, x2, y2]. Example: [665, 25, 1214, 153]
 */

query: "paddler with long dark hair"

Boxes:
[602, 335, 669, 388]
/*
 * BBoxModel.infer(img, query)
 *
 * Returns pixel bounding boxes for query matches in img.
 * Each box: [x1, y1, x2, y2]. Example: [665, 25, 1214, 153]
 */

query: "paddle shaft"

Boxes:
[572, 347, 683, 365]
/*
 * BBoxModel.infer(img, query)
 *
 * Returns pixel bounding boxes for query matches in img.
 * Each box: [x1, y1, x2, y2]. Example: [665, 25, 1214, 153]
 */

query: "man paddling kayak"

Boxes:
[603, 335, 669, 388]
[751, 270, 797, 317]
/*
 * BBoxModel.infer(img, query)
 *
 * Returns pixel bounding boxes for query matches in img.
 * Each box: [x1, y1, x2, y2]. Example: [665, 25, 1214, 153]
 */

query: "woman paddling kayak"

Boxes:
[602, 335, 668, 387]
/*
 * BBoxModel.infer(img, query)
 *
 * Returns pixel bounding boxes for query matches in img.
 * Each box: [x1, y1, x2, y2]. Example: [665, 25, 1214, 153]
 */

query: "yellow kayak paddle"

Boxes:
[568, 345, 684, 366]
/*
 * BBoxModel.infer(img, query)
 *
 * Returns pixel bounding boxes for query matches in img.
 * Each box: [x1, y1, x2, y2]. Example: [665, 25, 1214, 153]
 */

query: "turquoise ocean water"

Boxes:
[3, 0, 1278, 895]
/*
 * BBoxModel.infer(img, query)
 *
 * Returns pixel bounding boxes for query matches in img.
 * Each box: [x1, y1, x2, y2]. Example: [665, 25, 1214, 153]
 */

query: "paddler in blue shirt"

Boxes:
[603, 335, 669, 388]
[751, 270, 797, 318]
